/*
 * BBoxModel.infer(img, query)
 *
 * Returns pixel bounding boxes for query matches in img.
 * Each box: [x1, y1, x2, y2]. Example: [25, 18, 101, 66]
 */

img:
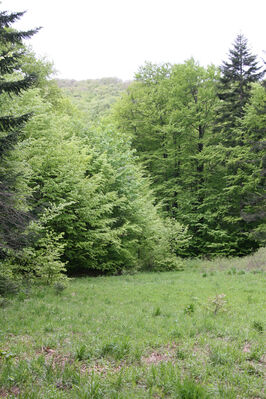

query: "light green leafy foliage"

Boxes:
[239, 83, 266, 244]
[84, 124, 190, 271]
[21, 205, 69, 284]
[112, 57, 265, 257]
[56, 77, 130, 121]
[112, 60, 221, 256]
[5, 51, 184, 275]
[22, 230, 66, 285]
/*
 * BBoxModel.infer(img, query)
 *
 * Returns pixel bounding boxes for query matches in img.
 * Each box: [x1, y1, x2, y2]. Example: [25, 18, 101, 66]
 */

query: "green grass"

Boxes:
[0, 252, 265, 398]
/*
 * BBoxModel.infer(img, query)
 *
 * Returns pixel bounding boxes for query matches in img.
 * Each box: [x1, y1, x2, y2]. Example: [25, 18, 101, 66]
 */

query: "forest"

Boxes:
[0, 8, 265, 399]
[0, 9, 265, 285]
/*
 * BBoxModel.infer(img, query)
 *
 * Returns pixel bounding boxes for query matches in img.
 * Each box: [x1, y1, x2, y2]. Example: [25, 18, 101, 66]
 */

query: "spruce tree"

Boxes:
[0, 10, 39, 257]
[206, 35, 265, 255]
[216, 34, 264, 143]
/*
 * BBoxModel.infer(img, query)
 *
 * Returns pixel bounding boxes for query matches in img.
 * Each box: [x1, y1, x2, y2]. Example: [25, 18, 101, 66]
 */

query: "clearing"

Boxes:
[0, 252, 265, 398]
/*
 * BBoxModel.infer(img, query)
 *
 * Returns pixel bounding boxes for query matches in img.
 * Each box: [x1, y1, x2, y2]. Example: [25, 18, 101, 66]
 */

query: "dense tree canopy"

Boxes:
[0, 8, 188, 284]
[112, 40, 265, 256]
[56, 78, 130, 122]
[0, 8, 264, 287]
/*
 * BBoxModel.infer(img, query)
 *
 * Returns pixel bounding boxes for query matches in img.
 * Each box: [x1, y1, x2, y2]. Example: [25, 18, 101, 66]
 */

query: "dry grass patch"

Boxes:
[36, 346, 73, 369]
[0, 386, 20, 398]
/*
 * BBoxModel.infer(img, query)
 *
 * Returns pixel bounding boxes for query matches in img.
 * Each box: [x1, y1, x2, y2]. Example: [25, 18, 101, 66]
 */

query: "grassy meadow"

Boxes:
[0, 249, 265, 398]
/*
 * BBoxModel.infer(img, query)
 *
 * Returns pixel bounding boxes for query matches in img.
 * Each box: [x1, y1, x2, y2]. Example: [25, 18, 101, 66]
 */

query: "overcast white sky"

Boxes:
[3, 0, 266, 81]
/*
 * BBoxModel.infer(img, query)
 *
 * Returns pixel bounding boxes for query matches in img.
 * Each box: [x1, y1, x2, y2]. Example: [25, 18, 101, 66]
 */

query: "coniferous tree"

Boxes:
[216, 34, 264, 143]
[0, 10, 39, 256]
[205, 35, 265, 255]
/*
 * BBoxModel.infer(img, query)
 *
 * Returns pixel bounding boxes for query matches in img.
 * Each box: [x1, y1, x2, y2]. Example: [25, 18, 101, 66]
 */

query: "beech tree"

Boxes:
[113, 60, 219, 256]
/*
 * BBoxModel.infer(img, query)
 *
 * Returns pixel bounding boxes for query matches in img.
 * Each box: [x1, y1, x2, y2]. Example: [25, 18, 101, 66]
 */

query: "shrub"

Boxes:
[22, 229, 67, 285]
[0, 275, 20, 296]
[54, 281, 68, 295]
[252, 320, 263, 333]
[184, 304, 195, 315]
[208, 294, 227, 315]
[17, 205, 69, 284]
[0, 258, 22, 296]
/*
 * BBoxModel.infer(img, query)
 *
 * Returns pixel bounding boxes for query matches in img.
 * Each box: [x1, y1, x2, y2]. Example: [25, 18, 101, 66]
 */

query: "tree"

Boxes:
[113, 60, 219, 256]
[215, 34, 264, 143]
[203, 35, 265, 255]
[113, 54, 264, 257]
[0, 9, 39, 257]
[202, 83, 266, 255]
[240, 83, 266, 245]
[22, 99, 185, 273]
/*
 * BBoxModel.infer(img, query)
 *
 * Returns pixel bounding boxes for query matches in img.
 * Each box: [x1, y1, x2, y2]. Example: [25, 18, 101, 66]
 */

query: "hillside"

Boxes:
[56, 77, 130, 120]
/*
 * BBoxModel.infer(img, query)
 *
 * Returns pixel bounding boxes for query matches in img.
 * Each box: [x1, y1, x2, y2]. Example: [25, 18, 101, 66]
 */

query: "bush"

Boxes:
[0, 258, 22, 296]
[0, 275, 20, 296]
[16, 205, 69, 284]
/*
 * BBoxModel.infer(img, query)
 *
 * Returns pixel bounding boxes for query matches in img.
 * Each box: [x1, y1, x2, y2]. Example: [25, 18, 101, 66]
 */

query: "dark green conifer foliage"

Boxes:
[0, 9, 39, 256]
[216, 34, 264, 142]
[208, 35, 265, 255]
